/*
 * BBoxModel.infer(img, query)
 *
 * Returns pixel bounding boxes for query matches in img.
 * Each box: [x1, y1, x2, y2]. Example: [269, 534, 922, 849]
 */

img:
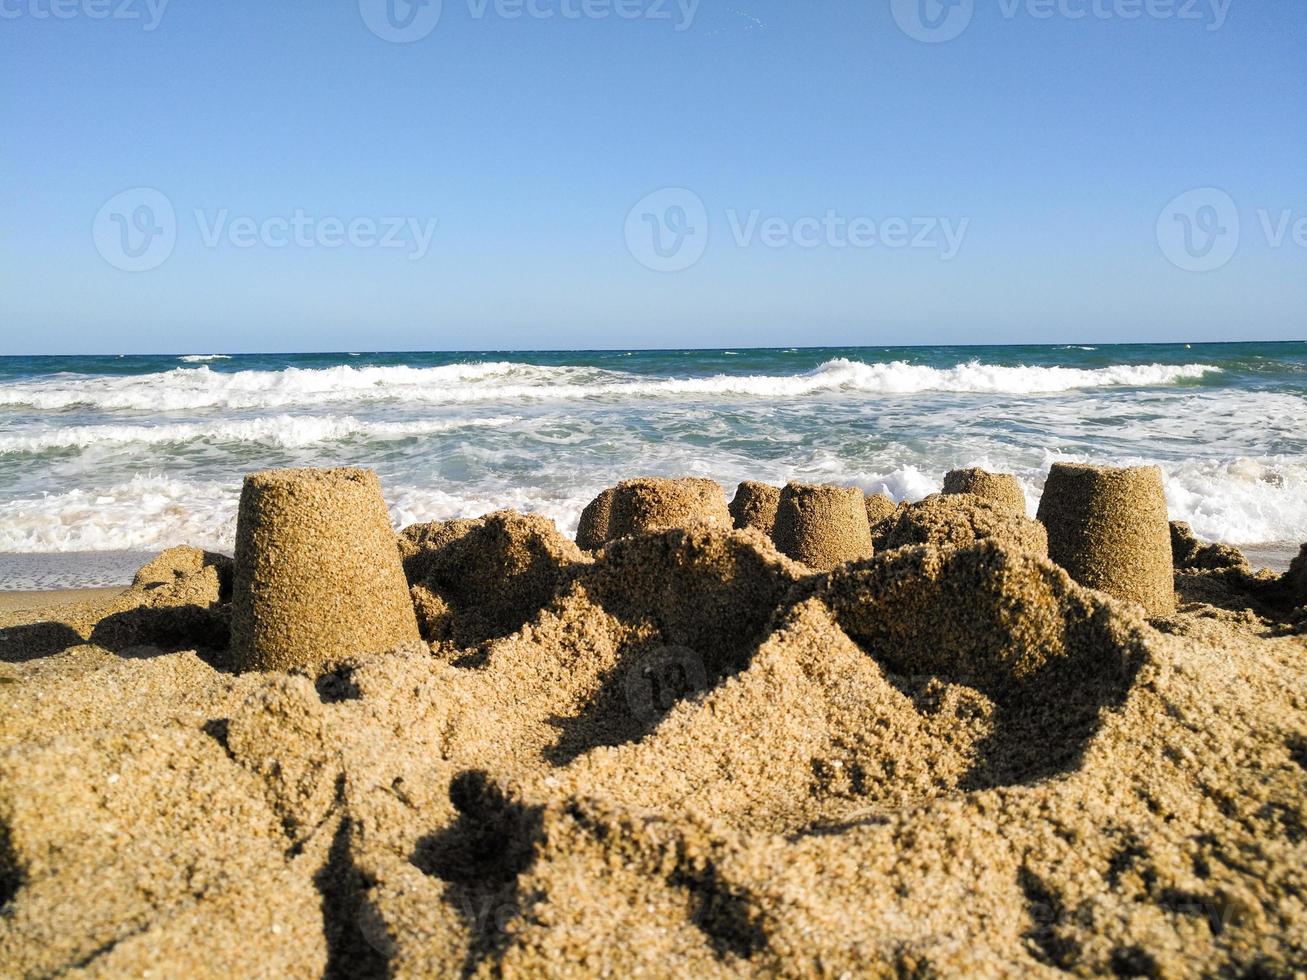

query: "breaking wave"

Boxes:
[0, 415, 517, 454]
[0, 359, 1219, 412]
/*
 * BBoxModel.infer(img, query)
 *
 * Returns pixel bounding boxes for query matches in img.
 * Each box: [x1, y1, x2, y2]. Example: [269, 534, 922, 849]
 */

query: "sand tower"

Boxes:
[576, 487, 616, 550]
[231, 468, 420, 671]
[942, 468, 1027, 516]
[730, 481, 781, 536]
[864, 492, 896, 529]
[605, 477, 732, 540]
[772, 482, 874, 571]
[1036, 462, 1174, 616]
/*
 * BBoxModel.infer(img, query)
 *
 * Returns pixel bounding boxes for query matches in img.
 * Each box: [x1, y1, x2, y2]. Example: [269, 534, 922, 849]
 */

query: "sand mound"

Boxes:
[400, 511, 587, 648]
[575, 488, 616, 551]
[877, 492, 1048, 556]
[87, 545, 235, 652]
[0, 547, 232, 661]
[1, 498, 1304, 975]
[729, 481, 781, 536]
[604, 477, 732, 542]
[942, 467, 1027, 515]
[533, 540, 1143, 836]
[231, 468, 419, 672]
[1290, 545, 1307, 608]
[227, 674, 342, 845]
[772, 482, 873, 571]
[0, 725, 325, 976]
[1037, 463, 1175, 616]
[1170, 521, 1250, 572]
[532, 526, 807, 764]
[133, 544, 232, 598]
[817, 541, 1141, 686]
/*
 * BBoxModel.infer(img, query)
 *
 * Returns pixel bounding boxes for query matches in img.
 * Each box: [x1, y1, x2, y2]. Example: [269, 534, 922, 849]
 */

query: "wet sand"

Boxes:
[0, 586, 126, 614]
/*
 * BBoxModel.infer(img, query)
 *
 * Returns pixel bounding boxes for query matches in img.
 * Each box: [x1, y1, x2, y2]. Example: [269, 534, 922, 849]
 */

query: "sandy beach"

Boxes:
[7, 0, 1304, 971]
[1, 468, 1303, 977]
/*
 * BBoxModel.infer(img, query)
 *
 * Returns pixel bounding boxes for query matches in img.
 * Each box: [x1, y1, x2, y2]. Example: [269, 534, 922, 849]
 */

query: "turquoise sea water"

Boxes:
[1, 343, 1304, 587]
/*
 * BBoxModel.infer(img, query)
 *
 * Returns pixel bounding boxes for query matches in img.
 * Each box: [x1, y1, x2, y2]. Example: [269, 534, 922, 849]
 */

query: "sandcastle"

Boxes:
[1036, 462, 1175, 616]
[772, 482, 874, 570]
[4, 471, 1307, 977]
[942, 467, 1027, 515]
[603, 477, 732, 541]
[864, 491, 896, 530]
[575, 488, 615, 551]
[730, 480, 781, 536]
[230, 467, 420, 671]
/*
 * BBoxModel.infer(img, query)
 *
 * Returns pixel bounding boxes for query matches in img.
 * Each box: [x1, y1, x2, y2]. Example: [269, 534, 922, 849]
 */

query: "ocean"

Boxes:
[1, 342, 1304, 589]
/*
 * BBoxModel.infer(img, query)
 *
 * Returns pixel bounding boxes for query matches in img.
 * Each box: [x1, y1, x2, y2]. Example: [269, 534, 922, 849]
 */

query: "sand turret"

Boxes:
[730, 481, 782, 536]
[1036, 462, 1175, 616]
[772, 482, 874, 571]
[231, 467, 420, 671]
[576, 488, 616, 550]
[942, 468, 1027, 516]
[864, 492, 897, 531]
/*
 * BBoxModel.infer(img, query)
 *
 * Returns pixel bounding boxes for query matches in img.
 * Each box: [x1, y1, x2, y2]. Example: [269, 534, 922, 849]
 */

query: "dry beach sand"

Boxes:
[1, 467, 1305, 978]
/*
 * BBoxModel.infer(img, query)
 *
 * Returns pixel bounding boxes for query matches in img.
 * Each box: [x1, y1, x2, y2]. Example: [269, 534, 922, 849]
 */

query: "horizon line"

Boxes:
[3, 338, 1304, 359]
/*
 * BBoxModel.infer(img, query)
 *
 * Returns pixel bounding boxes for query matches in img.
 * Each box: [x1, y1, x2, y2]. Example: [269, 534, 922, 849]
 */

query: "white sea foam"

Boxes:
[178, 354, 231, 363]
[0, 476, 240, 553]
[2, 457, 1303, 555]
[3, 353, 1300, 585]
[1157, 458, 1307, 546]
[0, 359, 1219, 412]
[0, 414, 517, 454]
[0, 476, 583, 553]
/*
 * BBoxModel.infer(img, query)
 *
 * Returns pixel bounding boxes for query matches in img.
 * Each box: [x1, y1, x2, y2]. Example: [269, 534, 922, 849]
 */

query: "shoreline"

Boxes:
[1238, 542, 1301, 574]
[0, 586, 126, 614]
[0, 550, 160, 593]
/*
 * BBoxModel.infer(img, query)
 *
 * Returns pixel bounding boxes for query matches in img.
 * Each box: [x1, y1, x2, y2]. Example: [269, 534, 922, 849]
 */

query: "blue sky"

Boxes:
[1, 0, 1303, 354]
